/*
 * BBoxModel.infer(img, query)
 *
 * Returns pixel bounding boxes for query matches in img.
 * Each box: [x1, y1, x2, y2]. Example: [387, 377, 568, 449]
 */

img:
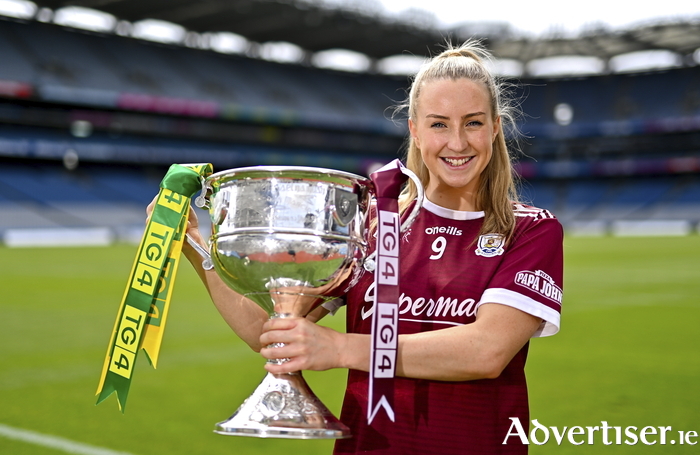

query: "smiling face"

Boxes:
[408, 78, 500, 211]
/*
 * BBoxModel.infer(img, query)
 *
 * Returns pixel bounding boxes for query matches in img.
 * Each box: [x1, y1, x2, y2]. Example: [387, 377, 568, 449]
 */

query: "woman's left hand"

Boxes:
[259, 317, 347, 374]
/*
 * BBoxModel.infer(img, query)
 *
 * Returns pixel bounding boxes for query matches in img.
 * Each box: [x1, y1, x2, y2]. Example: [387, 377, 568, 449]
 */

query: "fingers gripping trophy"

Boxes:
[191, 161, 422, 439]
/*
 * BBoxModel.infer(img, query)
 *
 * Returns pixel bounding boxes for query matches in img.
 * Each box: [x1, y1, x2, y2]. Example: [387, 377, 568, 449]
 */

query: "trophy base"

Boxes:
[214, 371, 352, 439]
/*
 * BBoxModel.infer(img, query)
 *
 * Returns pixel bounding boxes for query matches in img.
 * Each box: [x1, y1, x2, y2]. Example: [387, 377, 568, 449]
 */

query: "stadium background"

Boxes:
[0, 1, 698, 454]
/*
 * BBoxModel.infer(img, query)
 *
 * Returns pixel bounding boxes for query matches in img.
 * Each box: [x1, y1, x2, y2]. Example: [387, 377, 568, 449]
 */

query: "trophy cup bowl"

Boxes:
[200, 165, 373, 439]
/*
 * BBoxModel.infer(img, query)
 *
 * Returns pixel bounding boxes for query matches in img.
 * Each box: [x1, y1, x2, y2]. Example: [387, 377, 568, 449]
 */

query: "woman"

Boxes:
[170, 41, 563, 454]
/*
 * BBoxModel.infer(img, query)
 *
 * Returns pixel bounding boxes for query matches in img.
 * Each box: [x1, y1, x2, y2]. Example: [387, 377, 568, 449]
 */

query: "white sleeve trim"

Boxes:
[321, 297, 345, 316]
[477, 288, 560, 337]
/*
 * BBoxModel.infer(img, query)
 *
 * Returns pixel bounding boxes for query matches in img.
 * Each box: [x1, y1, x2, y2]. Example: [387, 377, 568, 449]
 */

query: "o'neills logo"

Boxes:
[425, 226, 463, 236]
[514, 270, 562, 304]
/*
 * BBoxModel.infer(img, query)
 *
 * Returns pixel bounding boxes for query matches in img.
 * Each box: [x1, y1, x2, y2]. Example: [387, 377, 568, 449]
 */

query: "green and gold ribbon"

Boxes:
[96, 163, 213, 411]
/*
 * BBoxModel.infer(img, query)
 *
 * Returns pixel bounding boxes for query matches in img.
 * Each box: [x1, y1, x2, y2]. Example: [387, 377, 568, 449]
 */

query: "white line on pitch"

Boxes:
[0, 423, 137, 455]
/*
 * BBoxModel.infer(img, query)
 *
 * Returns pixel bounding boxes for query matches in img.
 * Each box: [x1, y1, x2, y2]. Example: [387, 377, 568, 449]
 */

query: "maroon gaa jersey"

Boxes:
[333, 199, 563, 455]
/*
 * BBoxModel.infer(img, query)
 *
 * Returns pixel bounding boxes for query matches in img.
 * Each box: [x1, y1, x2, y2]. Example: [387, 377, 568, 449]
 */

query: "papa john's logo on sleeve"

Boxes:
[514, 270, 563, 304]
[475, 234, 505, 257]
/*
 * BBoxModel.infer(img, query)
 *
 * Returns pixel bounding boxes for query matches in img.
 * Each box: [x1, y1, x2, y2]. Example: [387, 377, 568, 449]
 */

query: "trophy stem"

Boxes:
[214, 371, 351, 439]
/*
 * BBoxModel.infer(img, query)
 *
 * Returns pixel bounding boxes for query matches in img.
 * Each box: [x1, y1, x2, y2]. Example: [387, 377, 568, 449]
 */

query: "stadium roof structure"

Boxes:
[31, 0, 447, 59]
[29, 0, 700, 65]
[487, 20, 700, 62]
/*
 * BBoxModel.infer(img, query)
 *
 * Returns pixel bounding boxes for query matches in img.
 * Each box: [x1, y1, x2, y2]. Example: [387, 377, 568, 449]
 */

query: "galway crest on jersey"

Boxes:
[475, 233, 505, 257]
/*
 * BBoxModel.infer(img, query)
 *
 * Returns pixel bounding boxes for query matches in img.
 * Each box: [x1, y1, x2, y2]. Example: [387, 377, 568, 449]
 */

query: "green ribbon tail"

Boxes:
[96, 163, 213, 412]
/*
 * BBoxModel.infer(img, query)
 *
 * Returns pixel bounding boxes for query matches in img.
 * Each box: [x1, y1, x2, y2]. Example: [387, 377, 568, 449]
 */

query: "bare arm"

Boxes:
[259, 303, 541, 381]
[394, 303, 541, 380]
[147, 199, 269, 351]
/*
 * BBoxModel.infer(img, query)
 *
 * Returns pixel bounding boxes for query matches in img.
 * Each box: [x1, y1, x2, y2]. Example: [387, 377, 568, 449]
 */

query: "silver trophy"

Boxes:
[191, 164, 423, 439]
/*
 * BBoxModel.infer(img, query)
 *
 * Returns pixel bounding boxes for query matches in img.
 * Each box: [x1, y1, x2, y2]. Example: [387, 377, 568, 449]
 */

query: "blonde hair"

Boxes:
[397, 40, 521, 241]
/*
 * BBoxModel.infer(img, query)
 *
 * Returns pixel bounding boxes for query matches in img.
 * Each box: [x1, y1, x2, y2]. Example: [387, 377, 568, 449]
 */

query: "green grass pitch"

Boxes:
[1, 235, 698, 454]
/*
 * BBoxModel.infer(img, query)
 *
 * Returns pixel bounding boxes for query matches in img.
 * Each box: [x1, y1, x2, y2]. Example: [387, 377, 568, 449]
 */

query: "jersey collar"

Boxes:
[423, 198, 485, 220]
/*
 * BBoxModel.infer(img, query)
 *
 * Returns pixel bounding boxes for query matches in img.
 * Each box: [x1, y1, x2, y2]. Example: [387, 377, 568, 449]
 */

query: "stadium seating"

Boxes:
[0, 19, 406, 131]
[0, 18, 698, 240]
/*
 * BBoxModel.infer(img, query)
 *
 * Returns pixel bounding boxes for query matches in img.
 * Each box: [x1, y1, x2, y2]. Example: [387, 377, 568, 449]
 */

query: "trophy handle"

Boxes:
[189, 177, 214, 270]
[398, 165, 424, 233]
[194, 178, 211, 209]
[186, 233, 214, 270]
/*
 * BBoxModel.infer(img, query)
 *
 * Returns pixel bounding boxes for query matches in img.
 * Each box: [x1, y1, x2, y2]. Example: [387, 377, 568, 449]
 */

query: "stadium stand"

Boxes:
[0, 13, 698, 242]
